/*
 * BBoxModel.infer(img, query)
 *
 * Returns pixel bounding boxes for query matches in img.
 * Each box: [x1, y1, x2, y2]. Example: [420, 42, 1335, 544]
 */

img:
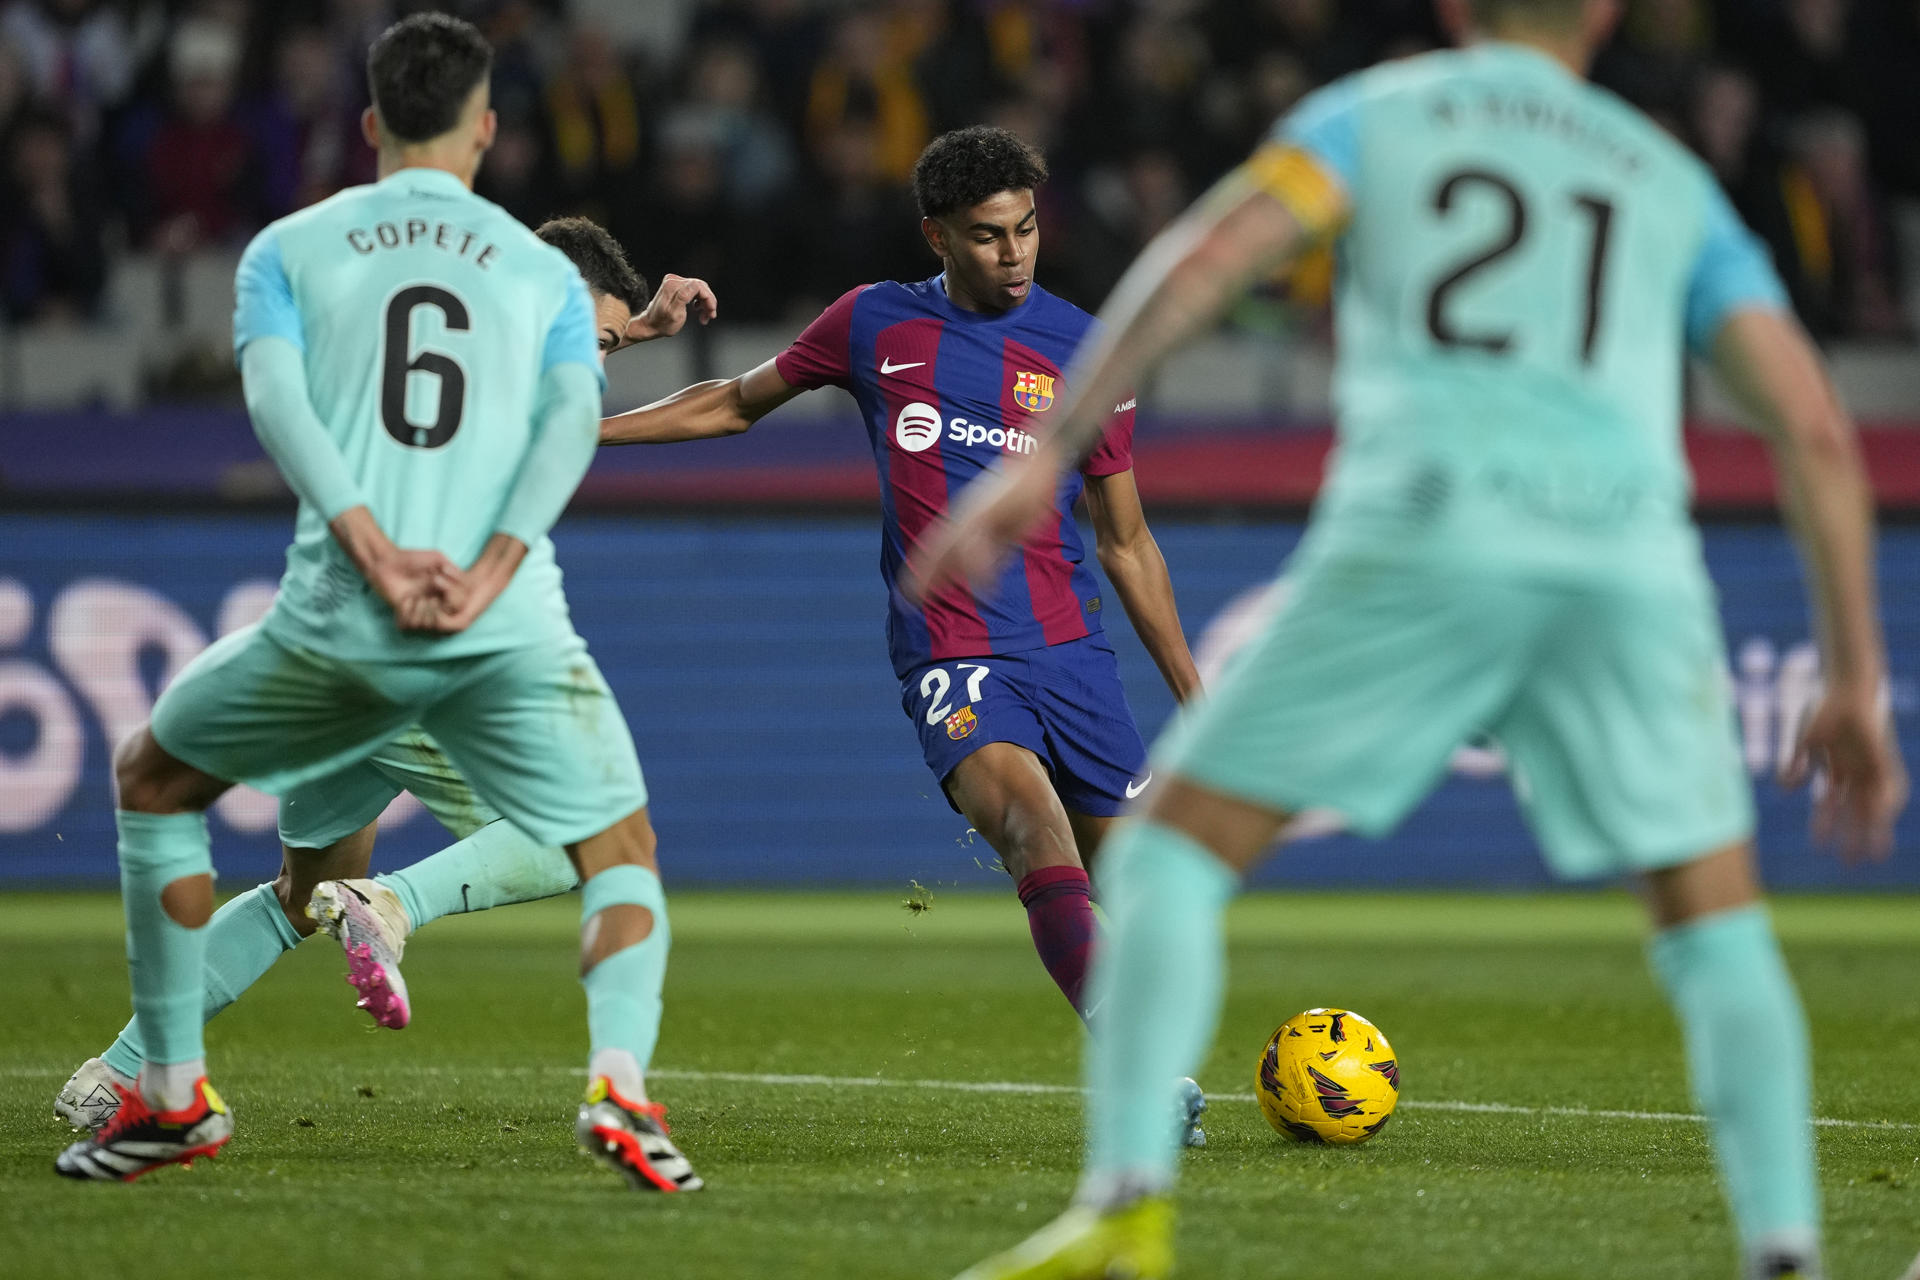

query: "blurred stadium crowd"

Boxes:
[1, 0, 1916, 353]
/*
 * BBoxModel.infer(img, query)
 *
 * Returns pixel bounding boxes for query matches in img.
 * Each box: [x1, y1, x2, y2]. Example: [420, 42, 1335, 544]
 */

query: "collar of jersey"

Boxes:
[927, 272, 1037, 326]
[379, 166, 472, 197]
[1475, 39, 1577, 82]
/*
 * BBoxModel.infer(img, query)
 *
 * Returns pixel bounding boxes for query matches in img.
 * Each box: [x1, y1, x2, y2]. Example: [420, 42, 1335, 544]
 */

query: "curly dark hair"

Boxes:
[366, 13, 492, 145]
[910, 126, 1050, 220]
[535, 217, 650, 312]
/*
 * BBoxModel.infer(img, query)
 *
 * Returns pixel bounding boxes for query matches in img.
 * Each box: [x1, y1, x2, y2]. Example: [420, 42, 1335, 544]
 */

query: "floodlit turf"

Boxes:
[4, 890, 1917, 1280]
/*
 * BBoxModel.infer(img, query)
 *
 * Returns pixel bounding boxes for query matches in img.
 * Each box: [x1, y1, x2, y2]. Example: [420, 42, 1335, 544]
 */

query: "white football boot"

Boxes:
[308, 879, 414, 1028]
[576, 1076, 704, 1192]
[54, 1057, 134, 1132]
[1176, 1077, 1208, 1148]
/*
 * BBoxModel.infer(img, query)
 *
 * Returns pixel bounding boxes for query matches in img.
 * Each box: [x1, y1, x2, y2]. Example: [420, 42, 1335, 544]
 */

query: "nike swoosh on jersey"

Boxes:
[1125, 773, 1152, 799]
[880, 358, 925, 374]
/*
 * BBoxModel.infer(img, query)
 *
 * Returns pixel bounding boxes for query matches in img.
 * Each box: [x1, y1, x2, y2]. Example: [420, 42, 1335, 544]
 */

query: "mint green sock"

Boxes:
[1649, 904, 1819, 1254]
[101, 881, 302, 1079]
[116, 810, 215, 1067]
[1080, 820, 1239, 1196]
[378, 819, 578, 931]
[580, 864, 670, 1091]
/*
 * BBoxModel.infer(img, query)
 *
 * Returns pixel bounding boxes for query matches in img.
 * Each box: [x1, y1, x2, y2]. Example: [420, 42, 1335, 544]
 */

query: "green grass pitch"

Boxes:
[4, 890, 1917, 1279]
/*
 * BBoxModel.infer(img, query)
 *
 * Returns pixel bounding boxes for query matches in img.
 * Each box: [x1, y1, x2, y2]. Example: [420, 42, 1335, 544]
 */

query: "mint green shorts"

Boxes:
[1155, 552, 1755, 880]
[151, 625, 647, 849]
[276, 728, 501, 850]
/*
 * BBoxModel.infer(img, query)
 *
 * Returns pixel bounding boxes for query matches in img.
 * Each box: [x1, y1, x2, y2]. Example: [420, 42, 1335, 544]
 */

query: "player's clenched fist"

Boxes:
[626, 273, 717, 343]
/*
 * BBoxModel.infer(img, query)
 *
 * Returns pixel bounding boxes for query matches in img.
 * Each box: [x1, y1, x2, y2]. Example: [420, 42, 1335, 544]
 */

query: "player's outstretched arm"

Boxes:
[1711, 308, 1907, 857]
[599, 358, 803, 445]
[1084, 469, 1201, 702]
[908, 155, 1337, 599]
[241, 338, 457, 629]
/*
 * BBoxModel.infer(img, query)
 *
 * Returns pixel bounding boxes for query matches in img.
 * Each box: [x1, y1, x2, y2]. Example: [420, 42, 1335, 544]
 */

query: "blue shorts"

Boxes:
[899, 635, 1150, 818]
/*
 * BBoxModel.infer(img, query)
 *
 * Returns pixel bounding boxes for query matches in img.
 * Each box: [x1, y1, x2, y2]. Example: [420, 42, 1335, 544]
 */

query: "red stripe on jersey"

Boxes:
[1001, 337, 1090, 647]
[774, 286, 865, 391]
[876, 317, 990, 657]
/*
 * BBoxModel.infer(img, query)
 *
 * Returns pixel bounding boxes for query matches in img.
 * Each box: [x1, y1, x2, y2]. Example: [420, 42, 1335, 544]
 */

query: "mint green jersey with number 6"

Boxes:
[232, 166, 604, 660]
[1275, 43, 1786, 582]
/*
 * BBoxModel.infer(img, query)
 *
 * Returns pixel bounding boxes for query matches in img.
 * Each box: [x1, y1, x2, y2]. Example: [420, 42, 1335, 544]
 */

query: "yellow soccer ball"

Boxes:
[1255, 1007, 1400, 1144]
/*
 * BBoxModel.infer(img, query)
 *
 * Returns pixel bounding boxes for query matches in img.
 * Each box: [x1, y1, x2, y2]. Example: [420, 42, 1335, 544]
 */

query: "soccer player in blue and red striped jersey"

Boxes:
[603, 127, 1201, 1050]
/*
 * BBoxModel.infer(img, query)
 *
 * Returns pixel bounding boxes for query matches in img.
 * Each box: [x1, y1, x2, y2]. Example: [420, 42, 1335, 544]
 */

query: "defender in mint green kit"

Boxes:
[1159, 37, 1774, 879]
[57, 14, 701, 1195]
[925, 4, 1906, 1279]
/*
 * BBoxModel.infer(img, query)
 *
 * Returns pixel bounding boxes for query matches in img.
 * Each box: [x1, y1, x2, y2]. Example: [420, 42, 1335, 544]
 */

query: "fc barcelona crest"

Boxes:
[944, 705, 978, 740]
[1012, 370, 1055, 412]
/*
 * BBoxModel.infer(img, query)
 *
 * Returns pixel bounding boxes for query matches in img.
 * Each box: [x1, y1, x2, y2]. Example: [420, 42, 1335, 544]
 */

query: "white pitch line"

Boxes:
[13, 1062, 1908, 1132]
[643, 1069, 1919, 1132]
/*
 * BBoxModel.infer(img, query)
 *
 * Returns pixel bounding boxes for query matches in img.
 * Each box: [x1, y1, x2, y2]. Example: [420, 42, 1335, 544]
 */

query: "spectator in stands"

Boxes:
[1744, 0, 1869, 118]
[1776, 109, 1907, 340]
[617, 108, 779, 318]
[678, 39, 795, 208]
[138, 16, 267, 253]
[1089, 13, 1209, 173]
[473, 113, 552, 228]
[687, 0, 827, 125]
[804, 4, 929, 182]
[1073, 147, 1191, 303]
[0, 0, 132, 145]
[545, 23, 645, 226]
[253, 26, 358, 213]
[1, 106, 105, 323]
[0, 34, 28, 142]
[789, 113, 926, 311]
[1593, 0, 1713, 129]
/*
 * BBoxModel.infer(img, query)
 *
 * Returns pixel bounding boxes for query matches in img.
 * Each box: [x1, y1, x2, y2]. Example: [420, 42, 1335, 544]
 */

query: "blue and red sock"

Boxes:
[1017, 865, 1100, 1021]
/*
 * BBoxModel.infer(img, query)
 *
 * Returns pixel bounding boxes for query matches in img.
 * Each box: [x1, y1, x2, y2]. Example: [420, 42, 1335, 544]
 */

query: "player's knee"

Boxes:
[113, 725, 223, 813]
[995, 805, 1079, 879]
[112, 727, 170, 812]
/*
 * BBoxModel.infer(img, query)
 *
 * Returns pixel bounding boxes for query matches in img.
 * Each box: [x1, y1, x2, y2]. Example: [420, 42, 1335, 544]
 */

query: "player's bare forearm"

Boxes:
[1047, 174, 1311, 465]
[328, 505, 398, 578]
[1712, 311, 1885, 694]
[599, 380, 750, 444]
[599, 359, 802, 446]
[1086, 470, 1200, 701]
[1099, 538, 1201, 701]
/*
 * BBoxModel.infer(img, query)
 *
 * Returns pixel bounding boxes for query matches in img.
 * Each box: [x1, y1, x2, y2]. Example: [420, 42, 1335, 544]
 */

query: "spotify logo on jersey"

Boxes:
[894, 402, 943, 453]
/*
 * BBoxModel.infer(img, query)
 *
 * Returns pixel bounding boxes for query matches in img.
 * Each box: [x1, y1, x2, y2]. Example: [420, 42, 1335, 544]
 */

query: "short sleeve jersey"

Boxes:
[775, 276, 1135, 677]
[1266, 44, 1788, 580]
[232, 167, 603, 660]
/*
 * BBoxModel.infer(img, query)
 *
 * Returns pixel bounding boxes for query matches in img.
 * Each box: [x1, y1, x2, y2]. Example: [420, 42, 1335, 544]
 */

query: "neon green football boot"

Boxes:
[953, 1197, 1173, 1280]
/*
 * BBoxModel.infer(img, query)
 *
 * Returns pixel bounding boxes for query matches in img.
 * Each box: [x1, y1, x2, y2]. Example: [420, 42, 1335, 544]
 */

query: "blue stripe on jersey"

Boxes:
[232, 227, 304, 359]
[1274, 76, 1363, 189]
[932, 321, 1040, 650]
[542, 271, 606, 389]
[1685, 183, 1791, 355]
